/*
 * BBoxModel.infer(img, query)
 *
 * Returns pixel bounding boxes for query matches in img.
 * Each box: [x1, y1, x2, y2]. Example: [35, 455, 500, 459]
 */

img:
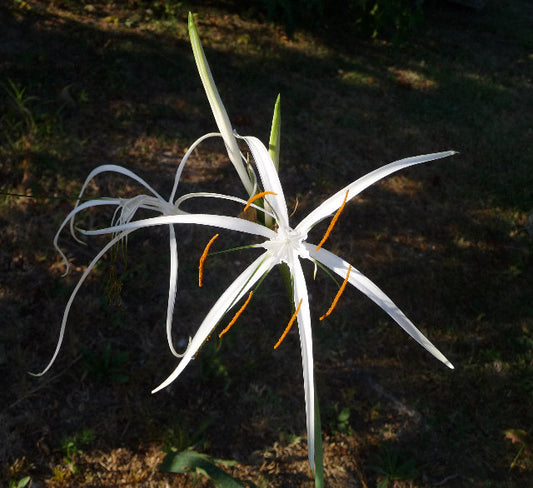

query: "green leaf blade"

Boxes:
[161, 450, 246, 488]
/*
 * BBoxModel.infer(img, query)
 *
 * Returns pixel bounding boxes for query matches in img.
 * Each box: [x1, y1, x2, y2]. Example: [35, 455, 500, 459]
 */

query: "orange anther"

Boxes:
[315, 190, 349, 251]
[198, 234, 219, 287]
[319, 265, 352, 321]
[244, 191, 277, 212]
[219, 291, 254, 338]
[274, 299, 303, 349]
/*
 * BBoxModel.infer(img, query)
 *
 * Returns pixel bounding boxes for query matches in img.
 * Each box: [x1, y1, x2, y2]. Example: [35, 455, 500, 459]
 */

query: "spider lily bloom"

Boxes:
[34, 130, 250, 377]
[36, 14, 259, 376]
[83, 137, 455, 472]
[33, 165, 181, 378]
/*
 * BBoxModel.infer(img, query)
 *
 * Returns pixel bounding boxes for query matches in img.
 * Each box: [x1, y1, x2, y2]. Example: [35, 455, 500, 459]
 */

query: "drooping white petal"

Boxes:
[54, 198, 123, 273]
[81, 213, 277, 240]
[169, 132, 222, 202]
[77, 164, 165, 202]
[306, 244, 454, 369]
[166, 224, 183, 357]
[188, 14, 253, 196]
[296, 151, 456, 232]
[71, 164, 166, 236]
[287, 251, 316, 471]
[152, 252, 275, 393]
[239, 135, 289, 226]
[175, 191, 247, 208]
[33, 230, 135, 376]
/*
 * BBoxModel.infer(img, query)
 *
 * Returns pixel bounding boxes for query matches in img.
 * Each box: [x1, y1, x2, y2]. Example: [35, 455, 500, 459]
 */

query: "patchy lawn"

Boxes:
[1, 1, 532, 487]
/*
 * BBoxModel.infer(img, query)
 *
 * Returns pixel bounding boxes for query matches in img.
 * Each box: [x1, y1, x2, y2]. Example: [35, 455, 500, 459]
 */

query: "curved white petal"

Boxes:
[54, 198, 123, 274]
[239, 135, 289, 226]
[288, 252, 316, 471]
[32, 230, 134, 376]
[78, 164, 165, 201]
[306, 244, 454, 369]
[175, 191, 248, 208]
[296, 151, 456, 232]
[174, 192, 276, 221]
[166, 225, 183, 357]
[81, 213, 277, 240]
[169, 132, 222, 203]
[152, 252, 275, 392]
[71, 164, 166, 236]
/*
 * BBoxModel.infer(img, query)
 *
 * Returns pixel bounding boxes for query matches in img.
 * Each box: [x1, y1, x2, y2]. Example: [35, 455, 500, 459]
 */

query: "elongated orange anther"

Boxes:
[320, 265, 352, 321]
[274, 299, 303, 349]
[198, 234, 219, 287]
[244, 191, 277, 212]
[315, 190, 350, 251]
[219, 291, 254, 338]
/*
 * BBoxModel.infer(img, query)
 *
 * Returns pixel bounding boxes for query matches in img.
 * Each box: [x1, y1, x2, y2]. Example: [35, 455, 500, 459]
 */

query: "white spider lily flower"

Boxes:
[35, 130, 253, 377]
[80, 136, 455, 472]
[34, 166, 181, 378]
[38, 13, 260, 377]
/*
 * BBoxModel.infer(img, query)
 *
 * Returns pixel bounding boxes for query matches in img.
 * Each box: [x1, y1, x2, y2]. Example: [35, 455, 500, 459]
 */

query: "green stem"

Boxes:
[313, 385, 324, 488]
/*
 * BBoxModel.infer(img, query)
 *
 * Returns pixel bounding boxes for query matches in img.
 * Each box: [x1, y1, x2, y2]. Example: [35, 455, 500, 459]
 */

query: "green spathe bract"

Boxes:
[268, 94, 281, 170]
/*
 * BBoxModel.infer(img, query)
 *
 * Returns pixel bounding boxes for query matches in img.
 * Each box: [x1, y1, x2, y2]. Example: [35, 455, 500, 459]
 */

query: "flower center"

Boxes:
[263, 226, 308, 263]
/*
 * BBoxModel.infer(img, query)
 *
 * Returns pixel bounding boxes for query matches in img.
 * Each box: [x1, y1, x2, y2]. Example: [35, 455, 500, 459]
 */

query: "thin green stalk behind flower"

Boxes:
[313, 387, 324, 488]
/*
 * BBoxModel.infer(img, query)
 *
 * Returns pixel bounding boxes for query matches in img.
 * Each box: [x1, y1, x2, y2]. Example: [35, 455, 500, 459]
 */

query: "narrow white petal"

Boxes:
[32, 230, 134, 376]
[81, 213, 277, 240]
[169, 132, 221, 202]
[306, 244, 454, 369]
[296, 151, 456, 232]
[152, 252, 275, 393]
[54, 198, 123, 274]
[239, 135, 289, 226]
[288, 252, 316, 471]
[67, 163, 167, 243]
[69, 164, 164, 237]
[79, 164, 165, 201]
[166, 225, 183, 357]
[174, 192, 276, 220]
[175, 191, 248, 208]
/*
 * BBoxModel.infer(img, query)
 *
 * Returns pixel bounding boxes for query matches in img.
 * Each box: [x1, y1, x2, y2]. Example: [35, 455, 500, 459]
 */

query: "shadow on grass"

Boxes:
[1, 1, 532, 487]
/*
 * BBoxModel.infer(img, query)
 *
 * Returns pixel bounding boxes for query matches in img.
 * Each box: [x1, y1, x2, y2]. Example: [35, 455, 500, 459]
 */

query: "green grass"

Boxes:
[1, 1, 532, 487]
